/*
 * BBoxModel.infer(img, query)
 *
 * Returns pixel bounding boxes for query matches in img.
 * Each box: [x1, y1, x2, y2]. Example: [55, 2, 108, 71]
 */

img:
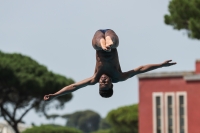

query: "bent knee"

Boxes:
[92, 43, 102, 50]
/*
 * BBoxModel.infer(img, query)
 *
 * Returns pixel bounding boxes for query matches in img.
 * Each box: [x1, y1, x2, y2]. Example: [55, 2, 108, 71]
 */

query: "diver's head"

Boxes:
[99, 74, 113, 98]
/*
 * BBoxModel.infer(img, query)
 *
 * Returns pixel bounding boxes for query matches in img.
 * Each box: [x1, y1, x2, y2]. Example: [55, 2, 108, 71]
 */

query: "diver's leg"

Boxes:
[105, 30, 119, 49]
[92, 30, 106, 51]
[92, 30, 104, 50]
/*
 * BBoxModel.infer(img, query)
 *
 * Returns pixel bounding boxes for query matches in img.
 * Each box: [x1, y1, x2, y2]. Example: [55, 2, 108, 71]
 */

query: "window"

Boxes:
[153, 92, 187, 133]
[168, 96, 173, 133]
[176, 92, 187, 133]
[156, 97, 161, 133]
[153, 93, 164, 133]
[165, 93, 175, 133]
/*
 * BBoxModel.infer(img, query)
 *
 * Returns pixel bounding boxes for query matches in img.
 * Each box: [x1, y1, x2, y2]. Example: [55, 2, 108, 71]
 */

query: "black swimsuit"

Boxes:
[99, 29, 110, 34]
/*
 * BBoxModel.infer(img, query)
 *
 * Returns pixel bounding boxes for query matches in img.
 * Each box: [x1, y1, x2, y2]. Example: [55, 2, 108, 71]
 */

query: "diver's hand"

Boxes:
[102, 45, 111, 52]
[44, 94, 56, 101]
[161, 60, 176, 67]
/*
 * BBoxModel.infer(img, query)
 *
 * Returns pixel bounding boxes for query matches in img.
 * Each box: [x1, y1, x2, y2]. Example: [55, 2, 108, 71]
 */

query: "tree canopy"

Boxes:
[92, 104, 138, 133]
[164, 0, 200, 39]
[106, 104, 138, 133]
[0, 51, 74, 133]
[98, 118, 111, 130]
[61, 110, 101, 133]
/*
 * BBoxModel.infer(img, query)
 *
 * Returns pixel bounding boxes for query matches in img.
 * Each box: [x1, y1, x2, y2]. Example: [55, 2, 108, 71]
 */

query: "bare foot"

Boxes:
[100, 38, 111, 52]
[105, 36, 113, 49]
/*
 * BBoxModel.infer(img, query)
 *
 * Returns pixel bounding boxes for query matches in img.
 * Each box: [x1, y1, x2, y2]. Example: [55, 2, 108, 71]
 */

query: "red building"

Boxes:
[138, 60, 200, 133]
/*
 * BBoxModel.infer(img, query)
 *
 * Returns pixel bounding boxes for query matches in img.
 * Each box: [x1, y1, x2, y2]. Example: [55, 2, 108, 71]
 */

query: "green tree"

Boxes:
[98, 118, 111, 130]
[46, 114, 60, 124]
[106, 104, 138, 133]
[164, 0, 200, 39]
[91, 129, 111, 133]
[22, 125, 82, 133]
[62, 110, 101, 133]
[0, 51, 74, 133]
[91, 118, 111, 133]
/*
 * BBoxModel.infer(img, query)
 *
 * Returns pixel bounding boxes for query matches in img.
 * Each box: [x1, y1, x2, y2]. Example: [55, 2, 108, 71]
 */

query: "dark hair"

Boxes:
[99, 84, 113, 98]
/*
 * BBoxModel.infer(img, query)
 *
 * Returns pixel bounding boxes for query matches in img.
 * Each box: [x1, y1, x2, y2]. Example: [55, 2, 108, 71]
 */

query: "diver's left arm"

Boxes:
[120, 60, 176, 81]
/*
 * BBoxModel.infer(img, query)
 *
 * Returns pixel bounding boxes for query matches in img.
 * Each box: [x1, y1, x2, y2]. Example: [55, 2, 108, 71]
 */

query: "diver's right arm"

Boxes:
[44, 76, 97, 101]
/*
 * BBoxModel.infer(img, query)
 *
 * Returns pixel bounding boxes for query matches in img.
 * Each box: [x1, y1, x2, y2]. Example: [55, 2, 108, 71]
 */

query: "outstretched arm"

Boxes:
[44, 76, 97, 101]
[120, 60, 176, 81]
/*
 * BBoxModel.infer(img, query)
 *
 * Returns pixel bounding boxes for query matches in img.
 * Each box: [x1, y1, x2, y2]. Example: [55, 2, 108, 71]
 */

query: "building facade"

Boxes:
[138, 60, 200, 133]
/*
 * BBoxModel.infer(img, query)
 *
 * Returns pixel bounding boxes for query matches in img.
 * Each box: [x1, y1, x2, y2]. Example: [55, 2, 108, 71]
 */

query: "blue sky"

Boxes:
[0, 0, 199, 126]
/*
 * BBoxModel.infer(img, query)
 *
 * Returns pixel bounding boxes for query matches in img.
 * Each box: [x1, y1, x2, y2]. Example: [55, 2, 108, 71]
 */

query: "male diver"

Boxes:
[44, 29, 176, 100]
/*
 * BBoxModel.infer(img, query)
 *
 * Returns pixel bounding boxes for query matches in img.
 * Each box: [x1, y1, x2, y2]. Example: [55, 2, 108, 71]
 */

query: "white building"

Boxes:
[0, 121, 31, 133]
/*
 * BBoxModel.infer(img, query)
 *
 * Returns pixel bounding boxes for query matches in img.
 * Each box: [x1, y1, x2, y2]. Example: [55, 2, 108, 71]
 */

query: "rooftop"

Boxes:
[137, 71, 200, 81]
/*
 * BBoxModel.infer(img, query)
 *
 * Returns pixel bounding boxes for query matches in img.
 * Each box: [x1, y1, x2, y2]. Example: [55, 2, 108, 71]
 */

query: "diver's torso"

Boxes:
[95, 48, 122, 83]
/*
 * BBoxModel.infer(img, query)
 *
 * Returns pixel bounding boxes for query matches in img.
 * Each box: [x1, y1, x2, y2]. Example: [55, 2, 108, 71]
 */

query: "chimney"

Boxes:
[195, 59, 200, 74]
